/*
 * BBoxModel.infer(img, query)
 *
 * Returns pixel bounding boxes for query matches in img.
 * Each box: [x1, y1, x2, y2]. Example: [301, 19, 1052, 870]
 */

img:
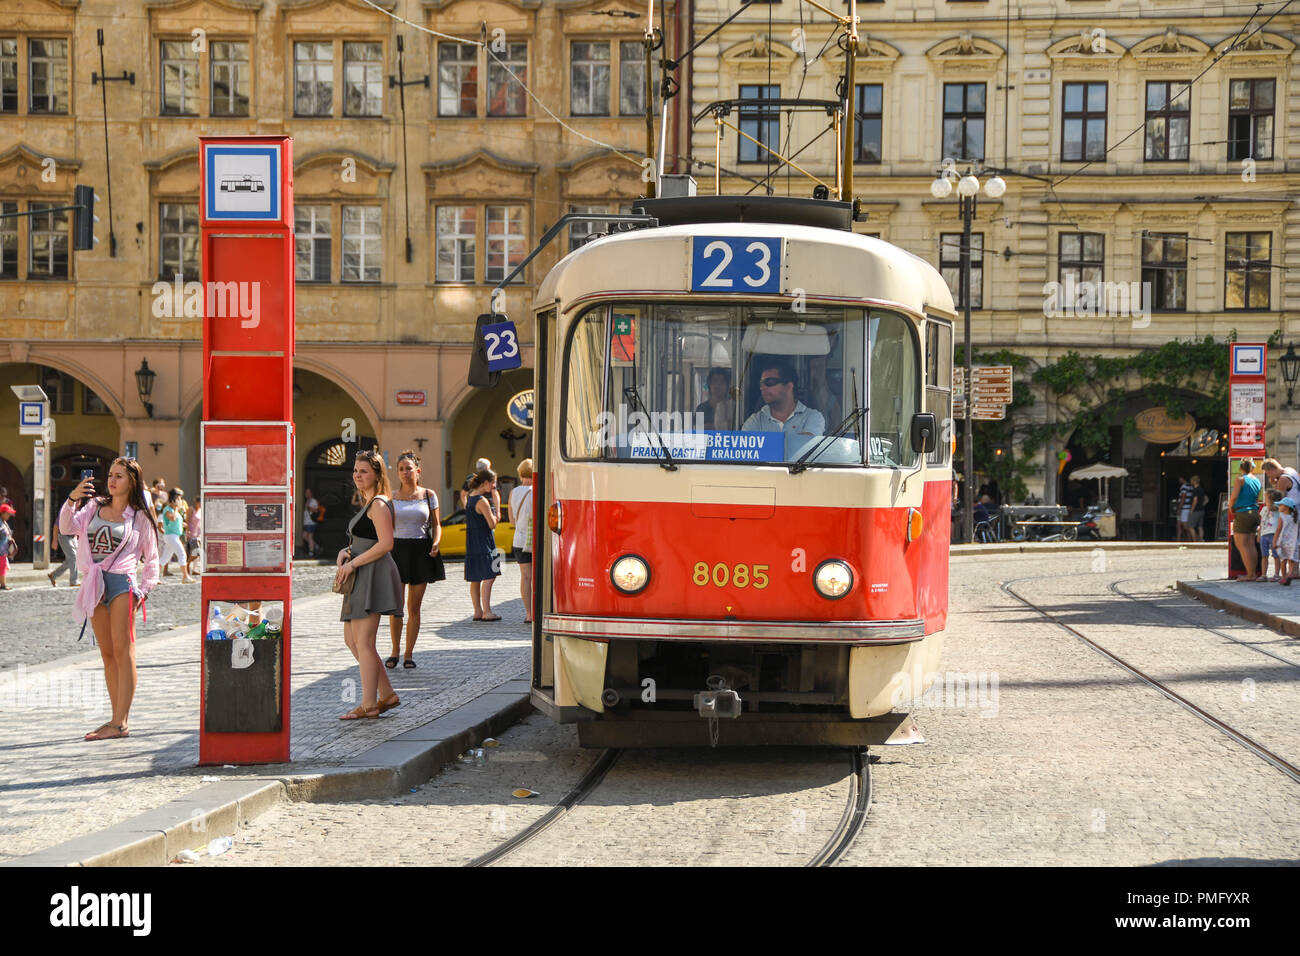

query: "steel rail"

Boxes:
[1001, 579, 1300, 788]
[466, 748, 622, 867]
[807, 748, 872, 867]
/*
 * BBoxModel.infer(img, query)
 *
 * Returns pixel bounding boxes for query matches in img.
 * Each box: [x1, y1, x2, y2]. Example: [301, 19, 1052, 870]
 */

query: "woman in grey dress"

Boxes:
[335, 450, 403, 719]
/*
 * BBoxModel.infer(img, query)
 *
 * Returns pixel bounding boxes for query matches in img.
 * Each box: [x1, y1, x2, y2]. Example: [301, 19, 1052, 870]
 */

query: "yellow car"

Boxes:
[438, 508, 515, 557]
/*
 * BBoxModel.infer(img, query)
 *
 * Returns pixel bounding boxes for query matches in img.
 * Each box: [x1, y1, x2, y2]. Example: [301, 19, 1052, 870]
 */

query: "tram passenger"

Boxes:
[741, 360, 826, 459]
[695, 367, 737, 430]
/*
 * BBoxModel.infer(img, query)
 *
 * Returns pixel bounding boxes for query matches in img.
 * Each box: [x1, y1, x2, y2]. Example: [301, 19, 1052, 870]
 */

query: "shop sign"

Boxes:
[396, 390, 427, 406]
[1134, 407, 1195, 444]
[508, 389, 534, 430]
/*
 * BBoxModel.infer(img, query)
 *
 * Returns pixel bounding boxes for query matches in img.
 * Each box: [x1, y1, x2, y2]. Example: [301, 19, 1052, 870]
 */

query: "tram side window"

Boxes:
[925, 320, 953, 465]
[868, 310, 919, 468]
[565, 310, 608, 459]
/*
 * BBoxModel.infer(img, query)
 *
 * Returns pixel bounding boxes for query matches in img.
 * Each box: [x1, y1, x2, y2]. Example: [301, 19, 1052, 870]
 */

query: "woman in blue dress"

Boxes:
[464, 468, 502, 621]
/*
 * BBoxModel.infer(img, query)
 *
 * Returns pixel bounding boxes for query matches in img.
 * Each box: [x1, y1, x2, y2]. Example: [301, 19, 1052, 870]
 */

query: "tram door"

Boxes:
[533, 307, 556, 694]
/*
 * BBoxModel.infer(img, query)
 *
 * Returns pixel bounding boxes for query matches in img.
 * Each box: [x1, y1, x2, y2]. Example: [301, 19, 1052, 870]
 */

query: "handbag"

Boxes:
[332, 568, 355, 595]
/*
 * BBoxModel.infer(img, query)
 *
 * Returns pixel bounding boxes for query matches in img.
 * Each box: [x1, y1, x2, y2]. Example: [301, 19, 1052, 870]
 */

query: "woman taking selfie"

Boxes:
[336, 450, 403, 719]
[385, 450, 445, 669]
[60, 458, 160, 740]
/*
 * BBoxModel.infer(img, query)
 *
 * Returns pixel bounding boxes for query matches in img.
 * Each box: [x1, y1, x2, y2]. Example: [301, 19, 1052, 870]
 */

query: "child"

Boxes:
[0, 502, 14, 590]
[1259, 490, 1281, 581]
[1276, 497, 1299, 586]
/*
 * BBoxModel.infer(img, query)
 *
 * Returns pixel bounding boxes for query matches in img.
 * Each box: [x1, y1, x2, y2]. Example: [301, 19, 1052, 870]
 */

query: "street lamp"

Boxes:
[1280, 343, 1300, 408]
[930, 168, 1005, 543]
[135, 358, 156, 418]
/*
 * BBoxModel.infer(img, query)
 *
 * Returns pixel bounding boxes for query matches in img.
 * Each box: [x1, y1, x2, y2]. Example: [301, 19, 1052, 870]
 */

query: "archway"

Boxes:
[293, 367, 380, 557]
[445, 367, 534, 511]
[1060, 388, 1226, 540]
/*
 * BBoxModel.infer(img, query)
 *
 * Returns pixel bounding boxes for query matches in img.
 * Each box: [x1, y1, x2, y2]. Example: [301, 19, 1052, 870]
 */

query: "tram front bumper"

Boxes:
[542, 614, 926, 644]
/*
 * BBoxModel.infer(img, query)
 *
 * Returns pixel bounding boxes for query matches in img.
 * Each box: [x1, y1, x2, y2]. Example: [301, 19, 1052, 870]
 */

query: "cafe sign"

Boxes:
[507, 389, 534, 430]
[1134, 407, 1195, 444]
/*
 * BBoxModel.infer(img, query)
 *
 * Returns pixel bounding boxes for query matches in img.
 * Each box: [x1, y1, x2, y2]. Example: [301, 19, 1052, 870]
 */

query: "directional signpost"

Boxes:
[955, 365, 1013, 421]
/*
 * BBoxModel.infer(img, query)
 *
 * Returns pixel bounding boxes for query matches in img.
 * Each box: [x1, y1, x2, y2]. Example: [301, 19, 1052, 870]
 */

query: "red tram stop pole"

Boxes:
[197, 136, 295, 765]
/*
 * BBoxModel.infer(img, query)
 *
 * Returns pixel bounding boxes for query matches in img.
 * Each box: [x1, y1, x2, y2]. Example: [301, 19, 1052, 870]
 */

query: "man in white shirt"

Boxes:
[742, 361, 826, 460]
[1262, 458, 1300, 499]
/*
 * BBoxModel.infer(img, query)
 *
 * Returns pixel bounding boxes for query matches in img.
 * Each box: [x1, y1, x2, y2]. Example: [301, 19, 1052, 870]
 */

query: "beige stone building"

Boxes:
[689, 0, 1299, 533]
[0, 0, 679, 554]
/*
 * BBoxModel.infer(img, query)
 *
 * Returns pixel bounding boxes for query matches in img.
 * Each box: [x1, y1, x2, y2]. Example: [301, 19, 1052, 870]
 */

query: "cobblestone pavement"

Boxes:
[0, 561, 530, 862]
[0, 564, 338, 671]
[176, 549, 1300, 867]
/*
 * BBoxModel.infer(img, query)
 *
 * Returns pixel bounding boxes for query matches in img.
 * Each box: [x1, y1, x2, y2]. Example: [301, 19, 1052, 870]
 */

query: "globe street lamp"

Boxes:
[930, 168, 1005, 543]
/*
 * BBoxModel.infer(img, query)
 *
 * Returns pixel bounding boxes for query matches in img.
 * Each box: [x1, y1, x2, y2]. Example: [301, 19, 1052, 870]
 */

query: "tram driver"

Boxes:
[741, 360, 826, 459]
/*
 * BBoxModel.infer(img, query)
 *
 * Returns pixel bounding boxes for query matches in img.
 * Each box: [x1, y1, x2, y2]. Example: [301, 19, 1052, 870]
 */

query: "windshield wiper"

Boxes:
[622, 385, 678, 471]
[788, 406, 866, 474]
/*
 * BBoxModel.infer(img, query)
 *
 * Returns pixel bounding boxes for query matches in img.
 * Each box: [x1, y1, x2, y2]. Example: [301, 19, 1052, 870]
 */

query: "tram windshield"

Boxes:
[564, 302, 919, 467]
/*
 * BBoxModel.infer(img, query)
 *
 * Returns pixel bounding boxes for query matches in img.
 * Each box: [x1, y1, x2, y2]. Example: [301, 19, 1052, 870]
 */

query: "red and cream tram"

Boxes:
[524, 196, 954, 747]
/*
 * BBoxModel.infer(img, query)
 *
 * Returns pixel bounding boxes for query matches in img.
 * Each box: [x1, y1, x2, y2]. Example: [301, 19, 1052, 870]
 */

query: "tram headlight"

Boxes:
[813, 560, 854, 600]
[610, 554, 650, 594]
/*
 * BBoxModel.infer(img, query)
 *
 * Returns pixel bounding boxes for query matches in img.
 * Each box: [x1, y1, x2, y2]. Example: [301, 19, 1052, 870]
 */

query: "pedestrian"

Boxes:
[1174, 475, 1193, 542]
[335, 449, 403, 719]
[464, 467, 502, 621]
[1258, 490, 1280, 581]
[60, 457, 161, 740]
[186, 493, 203, 578]
[48, 510, 79, 587]
[1188, 474, 1207, 543]
[1276, 497, 1299, 586]
[0, 502, 15, 590]
[509, 459, 535, 623]
[1230, 459, 1262, 581]
[303, 487, 322, 557]
[385, 450, 445, 669]
[158, 489, 193, 583]
[1261, 458, 1300, 499]
[476, 457, 502, 515]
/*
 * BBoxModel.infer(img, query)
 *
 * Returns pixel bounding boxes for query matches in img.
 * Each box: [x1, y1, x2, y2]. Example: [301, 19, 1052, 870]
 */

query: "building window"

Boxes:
[738, 84, 780, 163]
[438, 42, 477, 117]
[619, 40, 647, 116]
[488, 42, 527, 117]
[485, 205, 525, 283]
[1141, 233, 1187, 311]
[1062, 81, 1106, 162]
[343, 42, 383, 117]
[293, 41, 333, 116]
[341, 205, 381, 281]
[159, 202, 199, 281]
[435, 205, 476, 282]
[160, 41, 200, 115]
[28, 202, 68, 279]
[1058, 234, 1104, 303]
[1228, 78, 1274, 160]
[1144, 81, 1189, 161]
[83, 386, 110, 415]
[294, 205, 331, 282]
[942, 83, 984, 161]
[570, 41, 610, 116]
[210, 41, 249, 116]
[1, 39, 17, 113]
[0, 201, 16, 278]
[940, 233, 982, 309]
[1225, 231, 1270, 310]
[568, 202, 634, 253]
[28, 38, 68, 114]
[854, 83, 882, 163]
[39, 366, 74, 414]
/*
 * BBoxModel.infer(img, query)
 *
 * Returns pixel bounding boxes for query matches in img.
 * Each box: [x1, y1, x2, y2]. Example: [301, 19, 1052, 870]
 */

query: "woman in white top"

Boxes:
[386, 450, 445, 668]
[508, 459, 535, 624]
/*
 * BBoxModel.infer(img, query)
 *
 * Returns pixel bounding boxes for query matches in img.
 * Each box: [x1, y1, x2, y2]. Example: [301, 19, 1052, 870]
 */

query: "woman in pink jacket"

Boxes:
[60, 457, 160, 740]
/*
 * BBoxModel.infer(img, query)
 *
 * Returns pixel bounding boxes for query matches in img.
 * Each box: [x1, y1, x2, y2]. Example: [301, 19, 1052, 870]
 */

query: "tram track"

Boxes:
[468, 746, 872, 867]
[1001, 577, 1300, 788]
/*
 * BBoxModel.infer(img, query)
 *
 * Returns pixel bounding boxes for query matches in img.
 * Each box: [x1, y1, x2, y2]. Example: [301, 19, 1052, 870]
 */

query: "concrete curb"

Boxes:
[2, 677, 534, 867]
[953, 542, 1223, 557]
[1176, 581, 1300, 640]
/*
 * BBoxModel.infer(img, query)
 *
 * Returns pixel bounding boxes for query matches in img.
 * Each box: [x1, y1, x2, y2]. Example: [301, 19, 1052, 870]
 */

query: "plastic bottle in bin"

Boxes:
[246, 621, 269, 640]
[205, 607, 227, 641]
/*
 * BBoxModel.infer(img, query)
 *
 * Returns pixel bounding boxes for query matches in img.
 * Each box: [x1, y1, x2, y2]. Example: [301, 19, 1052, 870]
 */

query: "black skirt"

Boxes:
[391, 536, 446, 585]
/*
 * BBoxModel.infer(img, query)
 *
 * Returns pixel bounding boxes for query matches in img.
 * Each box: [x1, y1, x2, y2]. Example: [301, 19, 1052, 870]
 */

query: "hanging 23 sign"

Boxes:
[483, 320, 523, 372]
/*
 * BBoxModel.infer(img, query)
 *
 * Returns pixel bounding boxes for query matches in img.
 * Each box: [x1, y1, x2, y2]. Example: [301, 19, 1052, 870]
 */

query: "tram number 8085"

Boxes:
[692, 562, 770, 589]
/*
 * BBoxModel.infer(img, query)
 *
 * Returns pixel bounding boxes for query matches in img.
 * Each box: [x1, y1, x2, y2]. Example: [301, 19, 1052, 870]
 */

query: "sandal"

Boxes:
[402, 659, 416, 669]
[479, 614, 502, 622]
[384, 656, 399, 669]
[48, 573, 56, 587]
[339, 705, 380, 720]
[84, 723, 128, 740]
[376, 692, 401, 713]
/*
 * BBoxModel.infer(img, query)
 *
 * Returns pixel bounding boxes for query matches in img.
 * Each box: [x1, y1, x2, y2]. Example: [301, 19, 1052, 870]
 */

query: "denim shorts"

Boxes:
[1261, 534, 1275, 558]
[101, 572, 133, 606]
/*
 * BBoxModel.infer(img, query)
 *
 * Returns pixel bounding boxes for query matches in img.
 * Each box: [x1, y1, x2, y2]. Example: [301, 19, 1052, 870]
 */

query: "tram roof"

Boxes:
[535, 217, 957, 322]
